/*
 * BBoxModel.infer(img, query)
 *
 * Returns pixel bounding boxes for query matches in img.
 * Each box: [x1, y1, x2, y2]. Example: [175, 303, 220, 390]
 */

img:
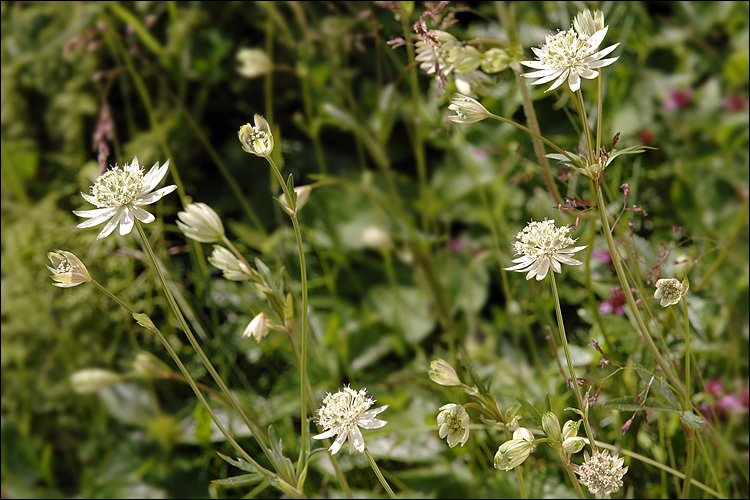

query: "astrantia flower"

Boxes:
[505, 220, 587, 281]
[208, 245, 256, 281]
[415, 30, 459, 77]
[574, 9, 605, 37]
[447, 93, 491, 124]
[236, 48, 272, 79]
[313, 386, 388, 455]
[575, 449, 628, 499]
[74, 157, 177, 239]
[521, 21, 619, 92]
[654, 278, 688, 307]
[238, 114, 273, 157]
[437, 403, 470, 448]
[47, 250, 90, 288]
[177, 202, 225, 243]
[243, 312, 269, 343]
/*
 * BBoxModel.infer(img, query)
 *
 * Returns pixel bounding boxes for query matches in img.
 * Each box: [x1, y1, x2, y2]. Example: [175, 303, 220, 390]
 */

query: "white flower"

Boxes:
[208, 245, 255, 281]
[505, 220, 587, 281]
[236, 48, 272, 79]
[47, 250, 90, 287]
[278, 185, 312, 215]
[574, 9, 606, 37]
[575, 449, 628, 499]
[177, 202, 225, 243]
[74, 158, 177, 239]
[654, 278, 688, 307]
[238, 114, 274, 157]
[437, 403, 470, 448]
[415, 30, 459, 76]
[313, 386, 388, 455]
[447, 93, 491, 124]
[521, 23, 619, 93]
[243, 312, 269, 343]
[71, 368, 122, 393]
[361, 226, 392, 250]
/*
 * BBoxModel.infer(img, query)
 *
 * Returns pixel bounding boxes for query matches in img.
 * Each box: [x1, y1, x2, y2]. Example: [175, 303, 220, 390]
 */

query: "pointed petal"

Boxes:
[523, 68, 560, 78]
[556, 255, 583, 266]
[551, 258, 562, 274]
[520, 59, 548, 69]
[545, 70, 570, 92]
[132, 206, 155, 223]
[587, 56, 619, 69]
[118, 208, 135, 235]
[96, 211, 122, 239]
[578, 68, 599, 79]
[348, 427, 366, 453]
[587, 43, 619, 61]
[73, 207, 117, 219]
[587, 26, 609, 51]
[313, 429, 337, 440]
[358, 418, 387, 430]
[81, 192, 98, 206]
[328, 431, 348, 455]
[568, 71, 581, 92]
[530, 70, 566, 86]
[75, 211, 117, 229]
[140, 160, 169, 193]
[361, 405, 388, 419]
[535, 257, 551, 280]
[135, 185, 178, 206]
[505, 261, 535, 272]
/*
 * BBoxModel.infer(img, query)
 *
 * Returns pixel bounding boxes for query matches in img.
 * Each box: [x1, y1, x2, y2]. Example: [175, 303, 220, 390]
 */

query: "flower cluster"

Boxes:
[313, 386, 388, 455]
[521, 9, 619, 92]
[574, 449, 628, 499]
[505, 220, 587, 281]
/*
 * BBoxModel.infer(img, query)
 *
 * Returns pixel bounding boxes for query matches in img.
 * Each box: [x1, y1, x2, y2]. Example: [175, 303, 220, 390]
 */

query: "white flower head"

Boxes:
[415, 30, 459, 76]
[505, 220, 587, 281]
[208, 245, 256, 281]
[313, 386, 388, 455]
[521, 21, 619, 93]
[575, 449, 628, 499]
[243, 312, 270, 343]
[236, 48, 272, 79]
[74, 157, 177, 239]
[177, 202, 225, 243]
[47, 250, 91, 288]
[437, 403, 470, 448]
[654, 278, 688, 307]
[447, 93, 491, 124]
[238, 114, 274, 157]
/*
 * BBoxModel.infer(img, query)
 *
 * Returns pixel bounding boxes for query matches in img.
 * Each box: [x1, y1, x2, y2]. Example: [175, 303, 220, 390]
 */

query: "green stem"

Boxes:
[89, 281, 283, 490]
[680, 297, 695, 499]
[596, 71, 603, 155]
[576, 90, 595, 164]
[133, 223, 287, 480]
[264, 155, 310, 472]
[591, 180, 686, 397]
[364, 448, 397, 499]
[514, 467, 528, 499]
[560, 452, 586, 499]
[549, 273, 598, 453]
[681, 431, 696, 499]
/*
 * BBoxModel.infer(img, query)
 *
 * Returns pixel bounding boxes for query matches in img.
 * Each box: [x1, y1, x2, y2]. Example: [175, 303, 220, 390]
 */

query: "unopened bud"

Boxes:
[71, 368, 121, 393]
[494, 438, 534, 471]
[177, 203, 225, 243]
[542, 412, 562, 442]
[428, 358, 461, 386]
[47, 250, 91, 288]
[243, 312, 270, 343]
[513, 427, 535, 443]
[562, 436, 586, 454]
[562, 419, 581, 440]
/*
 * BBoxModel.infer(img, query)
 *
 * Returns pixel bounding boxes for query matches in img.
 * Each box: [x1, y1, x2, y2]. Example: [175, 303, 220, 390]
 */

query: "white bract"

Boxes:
[177, 202, 225, 243]
[74, 157, 177, 239]
[505, 220, 587, 281]
[521, 14, 619, 93]
[243, 312, 269, 343]
[313, 386, 388, 455]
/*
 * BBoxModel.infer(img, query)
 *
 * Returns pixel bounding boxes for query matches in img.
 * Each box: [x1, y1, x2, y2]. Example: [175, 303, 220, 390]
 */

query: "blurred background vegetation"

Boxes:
[1, 1, 748, 498]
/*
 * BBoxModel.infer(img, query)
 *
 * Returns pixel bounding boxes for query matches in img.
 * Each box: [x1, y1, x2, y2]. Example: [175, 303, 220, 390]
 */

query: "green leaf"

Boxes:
[216, 452, 261, 474]
[516, 397, 543, 427]
[212, 474, 265, 487]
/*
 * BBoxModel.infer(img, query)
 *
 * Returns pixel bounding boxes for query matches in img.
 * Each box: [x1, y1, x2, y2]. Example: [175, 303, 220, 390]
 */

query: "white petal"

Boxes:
[140, 160, 169, 193]
[578, 68, 599, 79]
[520, 59, 548, 69]
[551, 258, 562, 274]
[587, 26, 609, 51]
[545, 70, 570, 92]
[81, 192, 98, 206]
[313, 429, 337, 440]
[587, 56, 619, 69]
[358, 418, 387, 430]
[135, 185, 178, 206]
[505, 261, 535, 272]
[535, 257, 551, 280]
[568, 72, 581, 92]
[329, 431, 348, 455]
[556, 255, 583, 266]
[587, 43, 619, 61]
[97, 210, 123, 239]
[73, 206, 117, 219]
[119, 208, 135, 235]
[531, 46, 544, 58]
[530, 70, 565, 86]
[361, 405, 388, 419]
[131, 156, 140, 170]
[132, 206, 156, 223]
[349, 427, 366, 453]
[523, 68, 560, 78]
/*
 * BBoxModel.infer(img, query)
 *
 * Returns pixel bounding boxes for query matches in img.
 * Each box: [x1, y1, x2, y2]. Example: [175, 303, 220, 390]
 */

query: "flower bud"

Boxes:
[70, 368, 122, 393]
[244, 312, 270, 343]
[437, 403, 470, 448]
[238, 114, 274, 157]
[428, 358, 461, 386]
[278, 185, 312, 215]
[447, 93, 490, 124]
[177, 203, 225, 243]
[208, 246, 256, 281]
[562, 419, 581, 441]
[542, 412, 562, 442]
[47, 250, 91, 288]
[132, 351, 172, 378]
[481, 48, 511, 73]
[562, 436, 586, 454]
[513, 426, 535, 443]
[236, 48, 272, 79]
[573, 9, 605, 37]
[494, 438, 534, 471]
[452, 45, 482, 74]
[362, 226, 392, 250]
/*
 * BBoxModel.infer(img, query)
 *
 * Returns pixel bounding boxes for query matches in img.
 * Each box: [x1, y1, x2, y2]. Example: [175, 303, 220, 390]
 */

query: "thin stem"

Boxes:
[133, 222, 286, 479]
[364, 448, 397, 499]
[576, 89, 595, 164]
[590, 180, 686, 397]
[560, 453, 586, 499]
[514, 467, 528, 499]
[680, 297, 695, 499]
[549, 272, 598, 453]
[264, 155, 310, 472]
[596, 71, 603, 155]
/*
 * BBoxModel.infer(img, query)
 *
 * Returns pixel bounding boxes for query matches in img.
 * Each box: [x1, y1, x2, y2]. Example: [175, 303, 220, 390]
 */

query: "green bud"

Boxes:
[428, 358, 461, 386]
[562, 436, 586, 454]
[494, 439, 534, 471]
[542, 412, 562, 442]
[481, 48, 511, 73]
[562, 419, 581, 441]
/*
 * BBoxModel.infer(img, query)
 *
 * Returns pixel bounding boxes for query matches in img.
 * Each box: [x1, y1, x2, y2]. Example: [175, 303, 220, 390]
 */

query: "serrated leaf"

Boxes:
[216, 452, 260, 474]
